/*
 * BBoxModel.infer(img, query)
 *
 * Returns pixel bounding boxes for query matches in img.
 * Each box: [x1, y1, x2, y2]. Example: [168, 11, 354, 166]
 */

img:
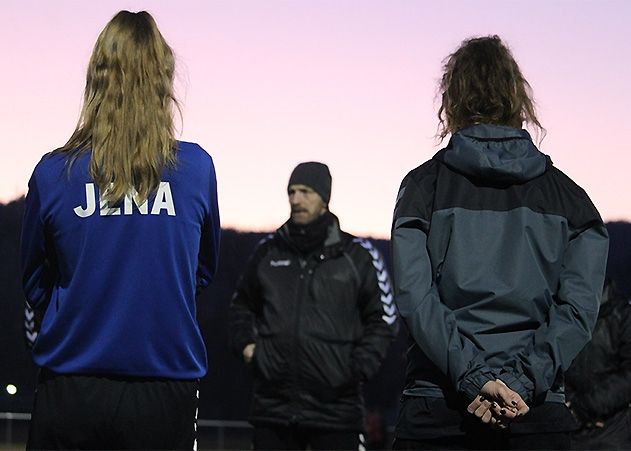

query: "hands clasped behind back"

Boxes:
[466, 379, 530, 429]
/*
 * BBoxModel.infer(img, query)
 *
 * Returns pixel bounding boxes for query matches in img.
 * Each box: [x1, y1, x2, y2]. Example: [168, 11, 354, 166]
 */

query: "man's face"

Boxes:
[288, 184, 327, 225]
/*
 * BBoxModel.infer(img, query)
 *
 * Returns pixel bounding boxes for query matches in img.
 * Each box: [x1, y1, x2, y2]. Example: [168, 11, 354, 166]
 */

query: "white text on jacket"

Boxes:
[73, 182, 176, 217]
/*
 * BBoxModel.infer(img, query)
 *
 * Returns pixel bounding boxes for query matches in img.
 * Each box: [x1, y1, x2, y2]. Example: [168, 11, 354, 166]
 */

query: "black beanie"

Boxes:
[288, 162, 332, 204]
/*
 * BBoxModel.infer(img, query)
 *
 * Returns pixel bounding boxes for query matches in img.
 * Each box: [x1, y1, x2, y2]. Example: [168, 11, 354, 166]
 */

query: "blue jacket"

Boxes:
[21, 141, 220, 379]
[392, 124, 609, 404]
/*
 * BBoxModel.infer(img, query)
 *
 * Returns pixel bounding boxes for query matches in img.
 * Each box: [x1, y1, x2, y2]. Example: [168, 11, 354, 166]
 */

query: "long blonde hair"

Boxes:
[57, 10, 179, 204]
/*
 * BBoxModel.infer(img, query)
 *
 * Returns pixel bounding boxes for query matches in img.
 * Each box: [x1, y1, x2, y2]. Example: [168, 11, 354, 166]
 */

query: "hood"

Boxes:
[436, 124, 549, 184]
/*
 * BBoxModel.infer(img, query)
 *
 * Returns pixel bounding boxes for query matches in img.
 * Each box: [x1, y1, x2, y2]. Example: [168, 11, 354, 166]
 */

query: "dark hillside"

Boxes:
[1, 197, 629, 429]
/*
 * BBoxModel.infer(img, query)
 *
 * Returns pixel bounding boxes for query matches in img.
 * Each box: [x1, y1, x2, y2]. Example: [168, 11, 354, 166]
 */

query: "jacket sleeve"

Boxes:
[572, 301, 631, 420]
[392, 173, 497, 400]
[196, 156, 221, 293]
[228, 237, 270, 356]
[350, 239, 398, 382]
[21, 170, 56, 309]
[498, 223, 609, 403]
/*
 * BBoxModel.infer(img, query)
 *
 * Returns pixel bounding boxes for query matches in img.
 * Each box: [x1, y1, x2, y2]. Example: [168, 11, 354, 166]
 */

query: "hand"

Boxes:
[586, 420, 605, 429]
[243, 343, 256, 363]
[467, 379, 529, 427]
[467, 394, 505, 427]
[481, 379, 529, 417]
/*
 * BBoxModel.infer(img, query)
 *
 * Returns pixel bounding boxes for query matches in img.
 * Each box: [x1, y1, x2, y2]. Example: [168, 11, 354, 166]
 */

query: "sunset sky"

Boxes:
[1, 0, 629, 238]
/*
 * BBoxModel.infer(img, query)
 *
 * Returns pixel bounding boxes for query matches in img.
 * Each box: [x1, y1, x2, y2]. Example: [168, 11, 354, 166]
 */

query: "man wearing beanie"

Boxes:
[229, 162, 398, 450]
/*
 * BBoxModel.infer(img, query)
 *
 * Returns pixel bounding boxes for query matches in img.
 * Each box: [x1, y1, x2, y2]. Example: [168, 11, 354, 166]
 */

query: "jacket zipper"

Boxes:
[289, 257, 310, 424]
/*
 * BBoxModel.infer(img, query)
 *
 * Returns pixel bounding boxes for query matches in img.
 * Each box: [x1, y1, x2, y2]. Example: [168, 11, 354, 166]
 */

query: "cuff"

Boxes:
[459, 370, 496, 401]
[497, 370, 534, 404]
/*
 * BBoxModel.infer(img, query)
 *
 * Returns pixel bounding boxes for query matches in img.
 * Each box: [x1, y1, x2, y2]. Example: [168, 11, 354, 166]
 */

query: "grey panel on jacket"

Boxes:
[393, 206, 609, 403]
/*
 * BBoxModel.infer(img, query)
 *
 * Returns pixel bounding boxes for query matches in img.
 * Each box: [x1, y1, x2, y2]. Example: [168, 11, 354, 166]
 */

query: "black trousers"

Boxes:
[393, 432, 571, 450]
[27, 369, 198, 450]
[253, 425, 364, 450]
[394, 396, 576, 450]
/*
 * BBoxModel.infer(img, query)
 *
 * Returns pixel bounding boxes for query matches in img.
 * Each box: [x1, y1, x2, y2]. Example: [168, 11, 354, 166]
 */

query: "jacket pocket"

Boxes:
[253, 337, 291, 383]
[299, 338, 357, 399]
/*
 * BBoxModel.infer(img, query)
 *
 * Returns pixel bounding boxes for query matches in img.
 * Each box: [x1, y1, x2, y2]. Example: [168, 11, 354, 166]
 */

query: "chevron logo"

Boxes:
[368, 249, 380, 261]
[353, 238, 371, 250]
[26, 330, 38, 342]
[383, 304, 396, 316]
[257, 234, 274, 247]
[25, 308, 34, 321]
[353, 237, 397, 326]
[382, 314, 396, 325]
[24, 320, 35, 331]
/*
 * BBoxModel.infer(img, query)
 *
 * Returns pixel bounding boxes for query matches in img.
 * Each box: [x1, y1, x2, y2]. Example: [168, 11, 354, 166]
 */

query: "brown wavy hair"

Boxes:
[437, 35, 544, 141]
[56, 10, 179, 204]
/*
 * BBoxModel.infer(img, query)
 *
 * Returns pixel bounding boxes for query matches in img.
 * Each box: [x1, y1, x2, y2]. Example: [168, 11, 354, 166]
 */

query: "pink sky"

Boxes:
[2, 0, 629, 238]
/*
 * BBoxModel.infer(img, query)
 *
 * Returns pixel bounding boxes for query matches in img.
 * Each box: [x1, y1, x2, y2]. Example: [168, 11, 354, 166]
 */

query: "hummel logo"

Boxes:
[270, 259, 291, 267]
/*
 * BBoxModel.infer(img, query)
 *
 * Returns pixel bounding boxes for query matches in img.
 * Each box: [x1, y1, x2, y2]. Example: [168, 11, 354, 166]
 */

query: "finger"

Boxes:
[497, 389, 528, 417]
[501, 405, 518, 419]
[467, 396, 483, 414]
[489, 413, 504, 430]
[490, 401, 505, 415]
[496, 386, 519, 408]
[513, 398, 530, 415]
[481, 409, 492, 424]
[494, 379, 529, 415]
[495, 383, 520, 408]
[474, 400, 492, 418]
[491, 401, 518, 420]
[490, 418, 505, 430]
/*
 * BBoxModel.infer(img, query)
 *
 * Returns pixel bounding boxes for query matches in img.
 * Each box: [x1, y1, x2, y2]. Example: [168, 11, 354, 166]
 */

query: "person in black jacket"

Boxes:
[391, 36, 609, 450]
[229, 162, 398, 450]
[566, 278, 631, 450]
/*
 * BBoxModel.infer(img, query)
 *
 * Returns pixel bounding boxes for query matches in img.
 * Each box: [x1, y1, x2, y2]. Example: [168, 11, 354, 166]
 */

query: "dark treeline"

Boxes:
[1, 197, 630, 427]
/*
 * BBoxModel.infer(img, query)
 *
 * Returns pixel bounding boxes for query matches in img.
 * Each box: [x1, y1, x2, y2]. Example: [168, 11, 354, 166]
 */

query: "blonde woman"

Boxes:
[21, 11, 220, 449]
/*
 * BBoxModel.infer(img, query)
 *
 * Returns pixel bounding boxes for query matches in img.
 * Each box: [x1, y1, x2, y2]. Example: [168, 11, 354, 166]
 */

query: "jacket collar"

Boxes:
[278, 212, 344, 258]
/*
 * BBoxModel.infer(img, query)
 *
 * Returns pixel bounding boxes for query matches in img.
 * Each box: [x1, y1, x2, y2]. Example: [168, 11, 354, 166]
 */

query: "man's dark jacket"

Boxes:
[229, 214, 398, 431]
